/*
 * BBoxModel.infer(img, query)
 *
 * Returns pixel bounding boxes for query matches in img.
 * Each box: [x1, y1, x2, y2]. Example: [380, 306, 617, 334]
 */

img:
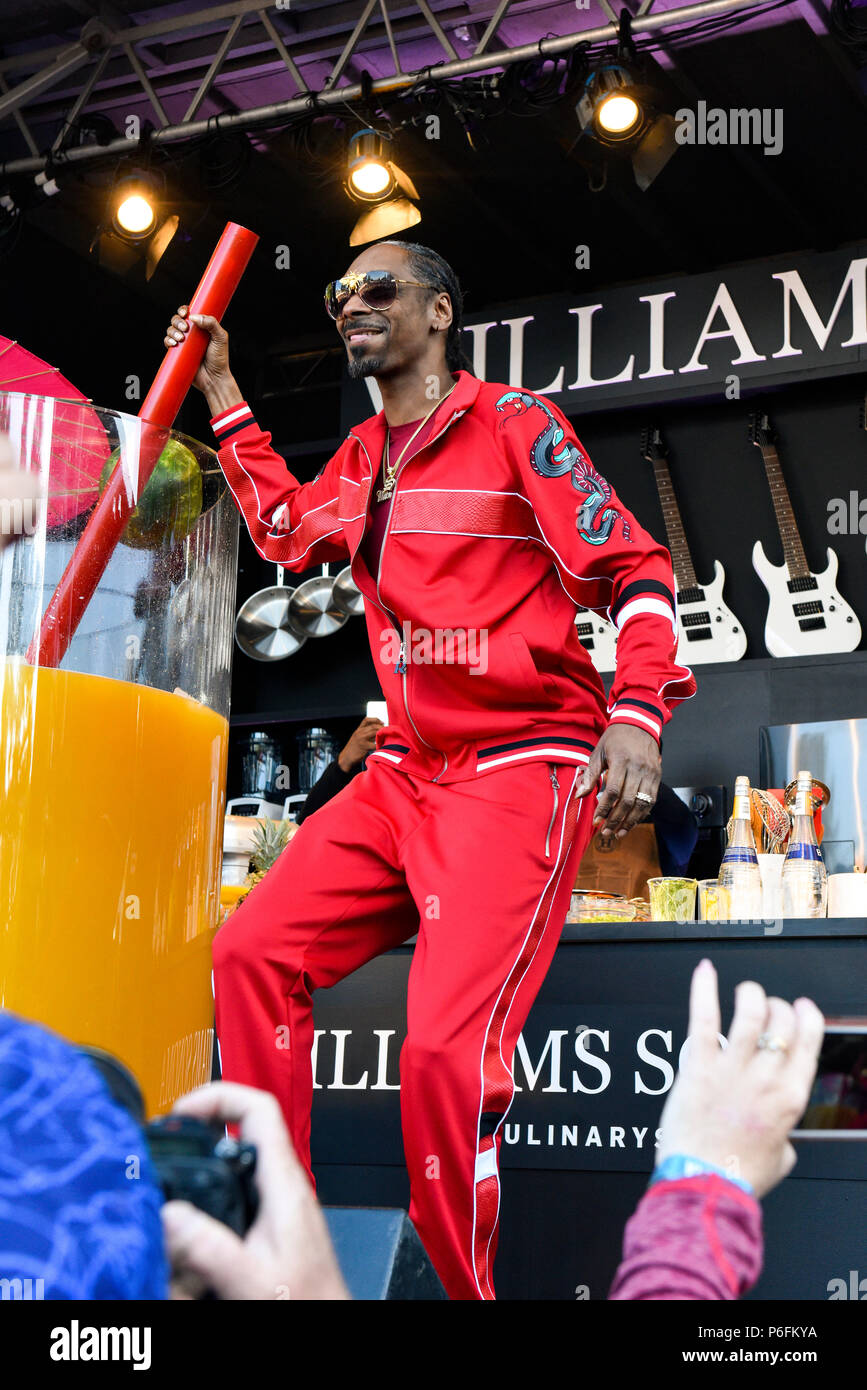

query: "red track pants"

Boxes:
[213, 756, 597, 1299]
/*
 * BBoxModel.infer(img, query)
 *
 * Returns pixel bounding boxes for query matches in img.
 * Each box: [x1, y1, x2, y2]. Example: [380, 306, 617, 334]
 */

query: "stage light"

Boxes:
[111, 173, 158, 239]
[596, 92, 641, 137]
[116, 193, 155, 235]
[573, 54, 679, 191]
[350, 162, 391, 196]
[95, 167, 178, 278]
[578, 66, 647, 145]
[346, 130, 395, 202]
[344, 129, 421, 246]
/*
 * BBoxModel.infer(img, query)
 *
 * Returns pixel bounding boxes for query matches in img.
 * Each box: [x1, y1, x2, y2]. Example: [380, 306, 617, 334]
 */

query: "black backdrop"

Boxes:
[229, 367, 867, 712]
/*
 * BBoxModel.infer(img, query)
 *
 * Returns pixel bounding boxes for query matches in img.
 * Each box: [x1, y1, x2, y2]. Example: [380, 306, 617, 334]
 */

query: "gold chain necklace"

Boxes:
[375, 383, 456, 502]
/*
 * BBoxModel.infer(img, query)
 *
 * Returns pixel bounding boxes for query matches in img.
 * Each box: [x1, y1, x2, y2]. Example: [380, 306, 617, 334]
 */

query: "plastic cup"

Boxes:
[648, 876, 698, 922]
[698, 879, 723, 921]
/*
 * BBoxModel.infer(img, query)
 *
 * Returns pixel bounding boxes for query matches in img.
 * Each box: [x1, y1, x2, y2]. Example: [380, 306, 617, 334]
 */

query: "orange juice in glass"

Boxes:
[0, 395, 238, 1115]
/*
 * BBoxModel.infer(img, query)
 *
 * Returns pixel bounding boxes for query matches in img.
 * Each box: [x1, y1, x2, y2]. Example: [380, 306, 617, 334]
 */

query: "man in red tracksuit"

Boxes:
[165, 241, 696, 1299]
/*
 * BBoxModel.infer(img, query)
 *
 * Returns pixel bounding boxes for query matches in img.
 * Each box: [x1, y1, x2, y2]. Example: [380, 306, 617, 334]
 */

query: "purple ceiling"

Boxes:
[0, 0, 817, 162]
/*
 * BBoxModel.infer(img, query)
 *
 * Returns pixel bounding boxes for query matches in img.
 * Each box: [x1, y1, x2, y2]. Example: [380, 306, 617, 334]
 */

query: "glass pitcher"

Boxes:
[0, 391, 239, 1114]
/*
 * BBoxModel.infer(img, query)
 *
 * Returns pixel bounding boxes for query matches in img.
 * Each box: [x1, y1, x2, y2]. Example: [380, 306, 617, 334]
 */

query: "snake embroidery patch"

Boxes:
[496, 389, 631, 545]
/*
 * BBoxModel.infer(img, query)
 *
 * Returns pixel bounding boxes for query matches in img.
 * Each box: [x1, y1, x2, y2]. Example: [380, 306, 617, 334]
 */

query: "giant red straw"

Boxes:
[27, 221, 259, 668]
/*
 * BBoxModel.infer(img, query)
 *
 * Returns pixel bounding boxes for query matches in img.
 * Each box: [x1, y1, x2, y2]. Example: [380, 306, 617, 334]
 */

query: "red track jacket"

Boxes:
[213, 370, 696, 783]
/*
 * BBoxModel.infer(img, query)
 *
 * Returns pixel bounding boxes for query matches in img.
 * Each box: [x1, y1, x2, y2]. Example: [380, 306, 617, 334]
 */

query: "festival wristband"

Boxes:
[649, 1153, 755, 1196]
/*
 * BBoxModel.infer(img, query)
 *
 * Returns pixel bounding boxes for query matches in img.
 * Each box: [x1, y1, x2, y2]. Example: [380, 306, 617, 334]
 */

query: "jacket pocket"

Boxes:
[509, 632, 556, 706]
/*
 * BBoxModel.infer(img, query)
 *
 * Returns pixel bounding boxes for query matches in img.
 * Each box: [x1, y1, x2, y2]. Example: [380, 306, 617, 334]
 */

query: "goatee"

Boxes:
[347, 353, 387, 380]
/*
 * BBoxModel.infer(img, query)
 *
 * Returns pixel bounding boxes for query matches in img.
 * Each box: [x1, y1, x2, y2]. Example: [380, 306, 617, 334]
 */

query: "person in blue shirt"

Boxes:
[0, 1011, 167, 1300]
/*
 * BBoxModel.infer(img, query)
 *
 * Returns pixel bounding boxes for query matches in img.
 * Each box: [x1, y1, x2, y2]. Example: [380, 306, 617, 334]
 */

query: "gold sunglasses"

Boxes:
[324, 270, 432, 320]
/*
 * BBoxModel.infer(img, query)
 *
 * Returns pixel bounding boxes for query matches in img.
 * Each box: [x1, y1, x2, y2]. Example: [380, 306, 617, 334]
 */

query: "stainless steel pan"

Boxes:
[332, 564, 364, 616]
[288, 563, 348, 637]
[234, 564, 308, 661]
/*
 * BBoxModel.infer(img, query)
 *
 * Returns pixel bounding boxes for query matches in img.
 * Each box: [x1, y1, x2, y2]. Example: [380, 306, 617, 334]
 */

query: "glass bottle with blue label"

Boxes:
[781, 770, 827, 918]
[718, 776, 763, 920]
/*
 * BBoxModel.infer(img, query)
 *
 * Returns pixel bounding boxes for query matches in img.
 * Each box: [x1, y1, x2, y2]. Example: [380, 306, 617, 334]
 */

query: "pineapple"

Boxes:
[248, 817, 293, 883]
[223, 818, 293, 921]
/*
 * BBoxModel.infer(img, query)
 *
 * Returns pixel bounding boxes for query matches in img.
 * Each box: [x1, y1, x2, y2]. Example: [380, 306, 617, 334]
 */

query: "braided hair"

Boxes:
[381, 240, 472, 372]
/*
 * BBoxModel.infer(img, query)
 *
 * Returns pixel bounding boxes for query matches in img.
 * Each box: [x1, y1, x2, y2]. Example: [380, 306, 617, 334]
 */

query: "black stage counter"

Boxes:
[309, 919, 866, 1300]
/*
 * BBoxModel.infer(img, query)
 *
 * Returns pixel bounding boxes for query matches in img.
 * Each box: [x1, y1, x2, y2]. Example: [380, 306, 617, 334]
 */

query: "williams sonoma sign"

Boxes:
[310, 1004, 688, 1175]
[343, 244, 867, 424]
[307, 951, 865, 1182]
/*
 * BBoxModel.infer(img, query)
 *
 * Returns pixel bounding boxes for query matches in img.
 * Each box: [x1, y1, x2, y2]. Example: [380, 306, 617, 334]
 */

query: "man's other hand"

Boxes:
[576, 723, 661, 841]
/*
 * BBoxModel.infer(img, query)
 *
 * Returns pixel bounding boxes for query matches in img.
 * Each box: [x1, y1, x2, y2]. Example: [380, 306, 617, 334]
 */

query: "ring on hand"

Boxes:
[635, 791, 654, 805]
[756, 1033, 789, 1054]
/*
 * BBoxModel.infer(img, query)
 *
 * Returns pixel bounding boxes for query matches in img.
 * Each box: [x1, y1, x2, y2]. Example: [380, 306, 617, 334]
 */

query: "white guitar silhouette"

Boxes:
[750, 411, 860, 657]
[642, 424, 746, 665]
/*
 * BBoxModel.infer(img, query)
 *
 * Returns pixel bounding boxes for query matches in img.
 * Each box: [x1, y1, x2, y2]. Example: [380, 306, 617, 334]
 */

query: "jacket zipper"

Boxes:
[351, 410, 461, 782]
[545, 767, 560, 858]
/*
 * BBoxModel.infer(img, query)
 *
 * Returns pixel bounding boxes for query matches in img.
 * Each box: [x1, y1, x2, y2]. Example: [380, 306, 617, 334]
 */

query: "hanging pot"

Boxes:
[234, 564, 308, 661]
[288, 563, 348, 637]
[332, 564, 364, 616]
